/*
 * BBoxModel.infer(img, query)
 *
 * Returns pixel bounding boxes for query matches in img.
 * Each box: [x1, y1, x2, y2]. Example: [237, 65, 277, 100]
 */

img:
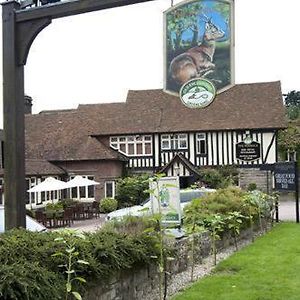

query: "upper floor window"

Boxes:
[110, 135, 152, 156]
[196, 133, 206, 155]
[161, 134, 187, 150]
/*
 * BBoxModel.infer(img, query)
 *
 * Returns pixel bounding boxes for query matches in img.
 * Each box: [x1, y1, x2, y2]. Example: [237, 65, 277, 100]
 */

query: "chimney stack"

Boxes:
[24, 95, 32, 114]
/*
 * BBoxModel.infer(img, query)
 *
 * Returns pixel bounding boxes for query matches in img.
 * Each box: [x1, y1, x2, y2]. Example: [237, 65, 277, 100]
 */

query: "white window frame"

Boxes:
[105, 181, 115, 198]
[110, 135, 152, 156]
[161, 134, 188, 150]
[196, 133, 207, 155]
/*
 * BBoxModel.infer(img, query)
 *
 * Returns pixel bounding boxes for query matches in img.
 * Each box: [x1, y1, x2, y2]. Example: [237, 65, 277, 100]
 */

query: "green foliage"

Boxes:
[247, 183, 257, 191]
[284, 90, 300, 120]
[99, 197, 118, 213]
[115, 174, 150, 207]
[45, 202, 64, 212]
[198, 166, 238, 189]
[184, 186, 247, 221]
[0, 227, 160, 299]
[0, 262, 64, 300]
[60, 199, 79, 209]
[52, 230, 89, 300]
[278, 122, 300, 155]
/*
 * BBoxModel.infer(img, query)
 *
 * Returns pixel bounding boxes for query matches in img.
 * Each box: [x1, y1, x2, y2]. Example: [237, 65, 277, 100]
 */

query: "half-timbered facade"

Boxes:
[8, 80, 285, 203]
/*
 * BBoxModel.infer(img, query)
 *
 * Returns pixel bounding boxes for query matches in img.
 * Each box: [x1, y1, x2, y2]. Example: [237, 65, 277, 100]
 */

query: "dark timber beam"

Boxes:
[16, 0, 155, 22]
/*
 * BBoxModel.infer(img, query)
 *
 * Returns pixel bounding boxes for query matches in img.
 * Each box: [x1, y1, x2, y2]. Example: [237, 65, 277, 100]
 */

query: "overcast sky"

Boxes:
[1, 0, 300, 120]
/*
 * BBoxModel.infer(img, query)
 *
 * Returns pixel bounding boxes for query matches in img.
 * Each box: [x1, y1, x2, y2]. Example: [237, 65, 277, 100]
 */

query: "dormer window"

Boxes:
[110, 135, 152, 156]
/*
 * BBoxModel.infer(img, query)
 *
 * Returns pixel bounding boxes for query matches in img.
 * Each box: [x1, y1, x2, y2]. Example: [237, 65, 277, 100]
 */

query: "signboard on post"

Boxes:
[274, 162, 296, 191]
[164, 0, 234, 96]
[150, 176, 181, 225]
[236, 141, 261, 162]
[274, 161, 299, 223]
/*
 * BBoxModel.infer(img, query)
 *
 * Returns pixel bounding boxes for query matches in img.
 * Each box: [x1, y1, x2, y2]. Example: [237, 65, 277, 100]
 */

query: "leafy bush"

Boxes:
[115, 174, 150, 207]
[247, 183, 257, 191]
[60, 198, 78, 209]
[45, 202, 63, 212]
[99, 197, 118, 213]
[198, 166, 239, 189]
[0, 226, 160, 299]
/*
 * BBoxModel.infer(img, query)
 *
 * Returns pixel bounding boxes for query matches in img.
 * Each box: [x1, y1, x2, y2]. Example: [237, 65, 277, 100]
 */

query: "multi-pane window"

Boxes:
[161, 134, 188, 150]
[69, 175, 95, 200]
[110, 135, 152, 156]
[105, 181, 115, 198]
[196, 133, 206, 155]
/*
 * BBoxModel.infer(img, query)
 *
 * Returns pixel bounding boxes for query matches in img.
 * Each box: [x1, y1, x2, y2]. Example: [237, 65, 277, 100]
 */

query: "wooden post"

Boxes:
[2, 1, 26, 229]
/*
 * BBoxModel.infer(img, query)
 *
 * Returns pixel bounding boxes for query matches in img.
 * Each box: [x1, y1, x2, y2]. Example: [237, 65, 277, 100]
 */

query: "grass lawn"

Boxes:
[172, 223, 300, 300]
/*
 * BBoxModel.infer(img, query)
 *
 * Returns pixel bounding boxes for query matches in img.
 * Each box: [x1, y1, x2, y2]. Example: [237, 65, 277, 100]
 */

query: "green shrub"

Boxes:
[60, 198, 78, 209]
[115, 174, 150, 207]
[247, 183, 257, 191]
[0, 262, 64, 300]
[99, 197, 118, 213]
[45, 202, 63, 212]
[198, 166, 239, 189]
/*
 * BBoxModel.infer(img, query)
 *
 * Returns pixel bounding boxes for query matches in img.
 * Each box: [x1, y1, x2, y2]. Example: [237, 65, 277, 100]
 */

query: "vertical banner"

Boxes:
[164, 0, 234, 96]
[150, 176, 181, 225]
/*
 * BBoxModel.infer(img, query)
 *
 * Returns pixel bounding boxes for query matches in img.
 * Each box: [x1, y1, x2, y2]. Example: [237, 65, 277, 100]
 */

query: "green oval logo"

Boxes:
[179, 78, 216, 109]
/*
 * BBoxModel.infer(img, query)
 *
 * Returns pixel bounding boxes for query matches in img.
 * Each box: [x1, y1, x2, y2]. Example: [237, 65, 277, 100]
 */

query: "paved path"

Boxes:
[52, 214, 106, 232]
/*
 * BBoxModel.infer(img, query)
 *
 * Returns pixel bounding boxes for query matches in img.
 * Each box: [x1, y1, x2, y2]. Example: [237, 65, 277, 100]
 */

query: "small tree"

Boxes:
[203, 214, 225, 266]
[226, 211, 246, 251]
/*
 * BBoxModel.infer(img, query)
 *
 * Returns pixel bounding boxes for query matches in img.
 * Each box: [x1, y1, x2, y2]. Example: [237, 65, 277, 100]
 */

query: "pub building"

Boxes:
[0, 80, 286, 207]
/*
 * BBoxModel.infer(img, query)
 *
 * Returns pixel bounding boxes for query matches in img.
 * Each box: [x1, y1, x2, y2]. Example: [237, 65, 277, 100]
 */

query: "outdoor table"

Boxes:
[44, 209, 64, 228]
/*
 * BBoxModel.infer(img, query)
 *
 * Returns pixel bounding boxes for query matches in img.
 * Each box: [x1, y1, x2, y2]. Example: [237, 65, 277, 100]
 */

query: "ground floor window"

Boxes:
[69, 175, 95, 200]
[105, 181, 115, 198]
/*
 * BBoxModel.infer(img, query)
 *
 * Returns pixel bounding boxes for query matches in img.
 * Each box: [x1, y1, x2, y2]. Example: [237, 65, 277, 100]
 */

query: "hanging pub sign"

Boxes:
[236, 141, 261, 162]
[164, 0, 234, 97]
[274, 162, 296, 191]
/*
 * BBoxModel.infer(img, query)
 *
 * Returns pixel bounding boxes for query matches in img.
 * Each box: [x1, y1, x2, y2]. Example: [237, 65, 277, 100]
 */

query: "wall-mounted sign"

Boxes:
[236, 141, 261, 162]
[164, 0, 234, 96]
[180, 78, 216, 108]
[274, 162, 296, 191]
[150, 176, 181, 225]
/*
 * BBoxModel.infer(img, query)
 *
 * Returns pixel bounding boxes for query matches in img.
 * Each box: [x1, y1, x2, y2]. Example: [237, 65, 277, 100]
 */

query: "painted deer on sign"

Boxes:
[169, 18, 225, 86]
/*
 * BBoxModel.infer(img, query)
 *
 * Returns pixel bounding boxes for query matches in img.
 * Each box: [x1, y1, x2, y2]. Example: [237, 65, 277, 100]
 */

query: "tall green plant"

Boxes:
[52, 230, 89, 300]
[203, 214, 225, 266]
[226, 211, 246, 251]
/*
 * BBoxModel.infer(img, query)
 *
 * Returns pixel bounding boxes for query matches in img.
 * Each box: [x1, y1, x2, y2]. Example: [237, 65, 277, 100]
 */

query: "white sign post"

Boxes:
[150, 176, 181, 226]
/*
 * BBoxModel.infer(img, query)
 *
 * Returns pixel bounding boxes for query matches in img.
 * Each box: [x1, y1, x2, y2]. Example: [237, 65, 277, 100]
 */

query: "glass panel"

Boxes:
[119, 137, 126, 142]
[71, 187, 77, 199]
[144, 135, 152, 141]
[110, 143, 118, 149]
[136, 143, 142, 154]
[162, 140, 169, 149]
[200, 140, 206, 154]
[80, 186, 86, 198]
[136, 136, 142, 141]
[179, 134, 186, 138]
[119, 144, 126, 153]
[145, 143, 152, 154]
[197, 133, 205, 139]
[179, 140, 187, 148]
[88, 185, 94, 198]
[25, 180, 30, 204]
[106, 182, 113, 198]
[110, 137, 117, 142]
[161, 135, 169, 139]
[128, 143, 134, 155]
[41, 192, 45, 202]
[127, 136, 134, 141]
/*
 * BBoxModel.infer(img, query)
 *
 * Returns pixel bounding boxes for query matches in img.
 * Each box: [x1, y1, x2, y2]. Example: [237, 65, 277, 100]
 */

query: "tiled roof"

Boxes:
[25, 81, 286, 161]
[0, 159, 66, 176]
[86, 81, 287, 135]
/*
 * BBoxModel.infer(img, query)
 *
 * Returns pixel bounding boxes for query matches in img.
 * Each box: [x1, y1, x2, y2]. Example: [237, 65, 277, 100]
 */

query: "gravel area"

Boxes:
[165, 232, 264, 299]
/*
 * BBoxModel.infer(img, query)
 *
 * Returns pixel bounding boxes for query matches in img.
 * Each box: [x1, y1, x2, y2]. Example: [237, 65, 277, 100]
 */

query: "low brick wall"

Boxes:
[84, 228, 254, 300]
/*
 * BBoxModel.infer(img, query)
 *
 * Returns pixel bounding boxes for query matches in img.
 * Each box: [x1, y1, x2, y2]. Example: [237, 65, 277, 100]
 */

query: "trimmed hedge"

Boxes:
[0, 229, 159, 299]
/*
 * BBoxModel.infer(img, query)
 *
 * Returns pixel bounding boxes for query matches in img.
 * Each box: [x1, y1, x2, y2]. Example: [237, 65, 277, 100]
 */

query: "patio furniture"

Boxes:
[58, 208, 74, 227]
[92, 201, 100, 218]
[35, 210, 49, 227]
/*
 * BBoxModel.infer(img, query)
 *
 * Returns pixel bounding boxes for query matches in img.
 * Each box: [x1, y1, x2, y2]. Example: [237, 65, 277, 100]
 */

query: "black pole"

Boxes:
[2, 1, 26, 230]
[295, 161, 299, 223]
